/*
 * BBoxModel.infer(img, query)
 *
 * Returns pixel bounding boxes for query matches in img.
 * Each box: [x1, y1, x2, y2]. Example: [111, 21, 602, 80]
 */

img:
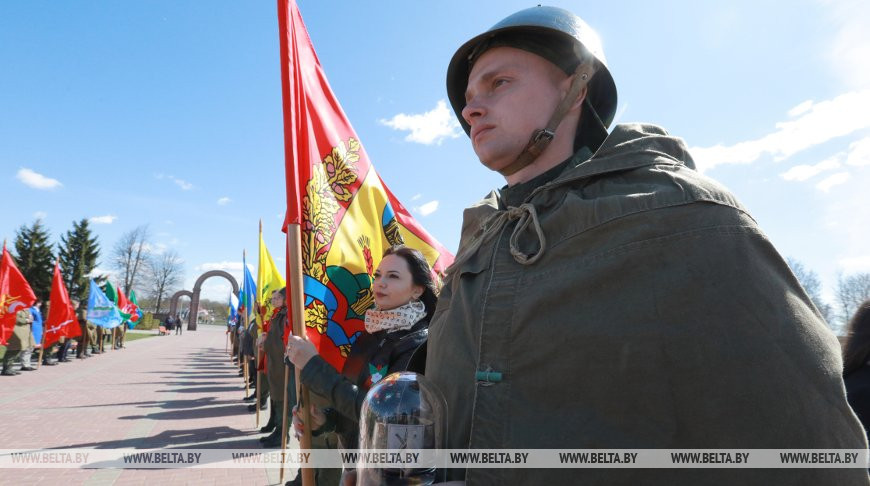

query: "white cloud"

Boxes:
[780, 156, 842, 182]
[380, 100, 463, 145]
[198, 279, 239, 303]
[89, 214, 117, 224]
[411, 193, 422, 201]
[33, 211, 47, 219]
[217, 197, 231, 205]
[846, 136, 870, 166]
[195, 261, 250, 273]
[155, 173, 194, 190]
[172, 177, 193, 190]
[787, 100, 814, 117]
[690, 89, 870, 172]
[816, 171, 851, 192]
[413, 200, 439, 216]
[88, 267, 116, 280]
[16, 168, 62, 190]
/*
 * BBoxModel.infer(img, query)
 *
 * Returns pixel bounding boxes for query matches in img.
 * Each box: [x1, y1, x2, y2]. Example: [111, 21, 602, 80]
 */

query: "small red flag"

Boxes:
[117, 287, 138, 323]
[43, 263, 81, 347]
[0, 244, 38, 346]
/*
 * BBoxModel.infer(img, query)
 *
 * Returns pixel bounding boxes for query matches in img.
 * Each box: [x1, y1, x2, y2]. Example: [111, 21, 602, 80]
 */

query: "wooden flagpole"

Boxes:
[256, 220, 263, 428]
[243, 250, 250, 399]
[255, 360, 261, 427]
[281, 225, 314, 485]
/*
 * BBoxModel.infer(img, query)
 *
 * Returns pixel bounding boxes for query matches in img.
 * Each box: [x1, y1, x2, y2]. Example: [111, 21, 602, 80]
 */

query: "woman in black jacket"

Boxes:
[284, 245, 438, 450]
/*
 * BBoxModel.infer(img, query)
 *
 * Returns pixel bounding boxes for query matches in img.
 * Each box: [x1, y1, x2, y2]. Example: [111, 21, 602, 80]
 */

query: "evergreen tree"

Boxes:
[58, 218, 102, 303]
[12, 219, 54, 301]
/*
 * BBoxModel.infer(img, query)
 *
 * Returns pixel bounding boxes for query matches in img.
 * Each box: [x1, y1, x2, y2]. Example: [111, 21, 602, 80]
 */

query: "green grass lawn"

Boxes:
[124, 332, 157, 342]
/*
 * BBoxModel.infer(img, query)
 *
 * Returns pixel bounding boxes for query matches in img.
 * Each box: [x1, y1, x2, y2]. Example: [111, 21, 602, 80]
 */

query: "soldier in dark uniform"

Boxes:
[241, 306, 260, 406]
[427, 6, 870, 485]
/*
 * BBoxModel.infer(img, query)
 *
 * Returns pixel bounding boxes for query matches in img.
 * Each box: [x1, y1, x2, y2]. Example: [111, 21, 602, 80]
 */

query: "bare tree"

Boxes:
[112, 225, 151, 294]
[147, 250, 184, 314]
[836, 272, 870, 327]
[786, 257, 835, 326]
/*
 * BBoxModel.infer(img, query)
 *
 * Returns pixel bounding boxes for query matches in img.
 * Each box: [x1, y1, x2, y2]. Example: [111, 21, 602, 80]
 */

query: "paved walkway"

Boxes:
[0, 325, 295, 486]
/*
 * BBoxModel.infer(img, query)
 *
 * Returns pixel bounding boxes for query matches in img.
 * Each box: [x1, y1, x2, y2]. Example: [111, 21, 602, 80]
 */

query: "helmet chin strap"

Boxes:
[498, 63, 596, 177]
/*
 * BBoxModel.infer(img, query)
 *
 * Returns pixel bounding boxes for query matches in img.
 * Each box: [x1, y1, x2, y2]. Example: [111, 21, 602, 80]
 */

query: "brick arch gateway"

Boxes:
[168, 271, 239, 330]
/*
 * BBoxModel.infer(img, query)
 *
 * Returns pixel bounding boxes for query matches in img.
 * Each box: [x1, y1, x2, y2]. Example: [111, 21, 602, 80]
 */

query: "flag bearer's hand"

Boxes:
[285, 335, 318, 368]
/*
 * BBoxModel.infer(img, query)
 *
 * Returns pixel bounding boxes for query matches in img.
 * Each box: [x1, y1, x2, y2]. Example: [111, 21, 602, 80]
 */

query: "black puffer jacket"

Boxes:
[300, 316, 428, 448]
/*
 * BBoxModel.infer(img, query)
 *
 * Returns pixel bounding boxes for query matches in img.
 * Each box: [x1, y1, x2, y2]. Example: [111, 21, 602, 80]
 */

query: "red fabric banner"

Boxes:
[276, 0, 454, 371]
[0, 244, 37, 346]
[117, 287, 138, 323]
[43, 263, 81, 347]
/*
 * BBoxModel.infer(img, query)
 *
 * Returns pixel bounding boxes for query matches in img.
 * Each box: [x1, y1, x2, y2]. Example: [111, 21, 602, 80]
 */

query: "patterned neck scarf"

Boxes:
[365, 299, 426, 334]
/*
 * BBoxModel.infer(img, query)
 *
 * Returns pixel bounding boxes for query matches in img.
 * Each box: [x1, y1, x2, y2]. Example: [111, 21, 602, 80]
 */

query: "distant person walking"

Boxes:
[175, 314, 183, 335]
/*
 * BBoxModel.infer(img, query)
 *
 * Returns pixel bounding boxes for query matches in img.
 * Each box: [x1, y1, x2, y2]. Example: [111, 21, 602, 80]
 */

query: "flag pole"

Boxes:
[243, 249, 250, 399]
[255, 364, 261, 427]
[256, 220, 263, 428]
[282, 225, 314, 485]
[244, 359, 250, 398]
[277, 1, 315, 483]
[226, 291, 232, 354]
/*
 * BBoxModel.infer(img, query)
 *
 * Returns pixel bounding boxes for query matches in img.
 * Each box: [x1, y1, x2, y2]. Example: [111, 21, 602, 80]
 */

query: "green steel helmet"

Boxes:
[446, 5, 618, 137]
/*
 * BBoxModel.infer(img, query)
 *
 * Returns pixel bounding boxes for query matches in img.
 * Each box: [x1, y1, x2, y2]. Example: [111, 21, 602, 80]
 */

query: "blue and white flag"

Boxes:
[87, 279, 123, 328]
[240, 254, 257, 322]
[228, 293, 239, 325]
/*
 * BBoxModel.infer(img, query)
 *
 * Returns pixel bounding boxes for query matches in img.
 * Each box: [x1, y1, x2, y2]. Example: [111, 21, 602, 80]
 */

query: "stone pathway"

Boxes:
[0, 325, 295, 485]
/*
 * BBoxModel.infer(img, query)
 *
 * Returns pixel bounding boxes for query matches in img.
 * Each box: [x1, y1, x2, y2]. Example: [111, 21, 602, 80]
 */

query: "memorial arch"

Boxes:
[168, 290, 193, 322]
[168, 270, 239, 331]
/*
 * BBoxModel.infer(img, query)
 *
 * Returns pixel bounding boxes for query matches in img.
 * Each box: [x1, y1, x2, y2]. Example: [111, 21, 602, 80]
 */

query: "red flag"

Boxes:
[43, 263, 81, 347]
[277, 0, 454, 370]
[117, 287, 138, 323]
[0, 244, 37, 346]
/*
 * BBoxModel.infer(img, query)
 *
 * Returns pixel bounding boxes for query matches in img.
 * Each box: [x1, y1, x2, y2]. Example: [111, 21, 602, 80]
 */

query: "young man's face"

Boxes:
[463, 46, 569, 173]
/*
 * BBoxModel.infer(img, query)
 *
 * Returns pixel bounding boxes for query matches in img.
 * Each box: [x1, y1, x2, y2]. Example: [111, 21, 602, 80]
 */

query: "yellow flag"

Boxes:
[257, 229, 286, 330]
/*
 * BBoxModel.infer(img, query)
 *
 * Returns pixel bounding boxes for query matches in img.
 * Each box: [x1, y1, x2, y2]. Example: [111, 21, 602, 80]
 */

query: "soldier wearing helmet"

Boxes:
[425, 6, 868, 485]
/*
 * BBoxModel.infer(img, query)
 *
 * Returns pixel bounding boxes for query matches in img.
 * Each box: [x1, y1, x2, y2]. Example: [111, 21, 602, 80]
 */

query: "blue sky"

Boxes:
[2, 1, 868, 318]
